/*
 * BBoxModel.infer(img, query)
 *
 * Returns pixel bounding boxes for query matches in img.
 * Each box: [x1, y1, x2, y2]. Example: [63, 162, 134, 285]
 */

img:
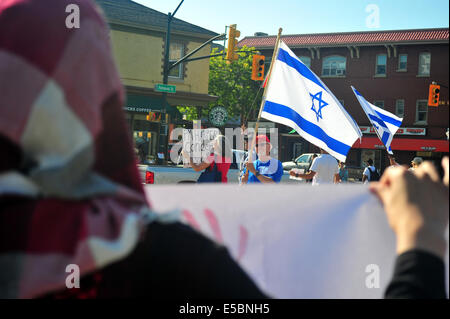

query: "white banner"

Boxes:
[145, 184, 449, 299]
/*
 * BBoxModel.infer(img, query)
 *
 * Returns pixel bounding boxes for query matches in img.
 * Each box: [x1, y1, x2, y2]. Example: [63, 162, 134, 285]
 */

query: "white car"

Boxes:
[282, 153, 320, 171]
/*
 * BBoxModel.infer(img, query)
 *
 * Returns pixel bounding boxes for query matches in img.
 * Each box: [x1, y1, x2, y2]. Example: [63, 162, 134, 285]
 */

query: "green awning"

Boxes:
[124, 94, 180, 118]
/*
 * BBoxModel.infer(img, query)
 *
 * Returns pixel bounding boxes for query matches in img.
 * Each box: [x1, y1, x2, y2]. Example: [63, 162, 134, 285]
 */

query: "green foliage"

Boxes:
[176, 46, 263, 125]
[208, 46, 263, 125]
[176, 105, 198, 121]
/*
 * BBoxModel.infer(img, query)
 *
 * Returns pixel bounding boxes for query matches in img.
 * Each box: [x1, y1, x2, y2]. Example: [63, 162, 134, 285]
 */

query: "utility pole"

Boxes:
[160, 0, 184, 164]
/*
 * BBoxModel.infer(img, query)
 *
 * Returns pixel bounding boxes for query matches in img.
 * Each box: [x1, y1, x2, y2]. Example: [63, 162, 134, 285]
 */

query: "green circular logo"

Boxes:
[209, 106, 228, 127]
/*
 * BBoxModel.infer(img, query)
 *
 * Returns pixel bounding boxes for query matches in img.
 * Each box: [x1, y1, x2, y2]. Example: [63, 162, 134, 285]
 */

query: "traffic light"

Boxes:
[226, 24, 240, 64]
[251, 54, 265, 81]
[146, 112, 162, 122]
[428, 83, 440, 107]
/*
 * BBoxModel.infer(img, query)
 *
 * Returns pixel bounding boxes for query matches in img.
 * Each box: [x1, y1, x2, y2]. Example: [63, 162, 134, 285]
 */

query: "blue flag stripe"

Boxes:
[263, 100, 351, 156]
[353, 86, 402, 127]
[277, 48, 328, 93]
[375, 111, 402, 127]
[368, 114, 389, 129]
[381, 131, 390, 146]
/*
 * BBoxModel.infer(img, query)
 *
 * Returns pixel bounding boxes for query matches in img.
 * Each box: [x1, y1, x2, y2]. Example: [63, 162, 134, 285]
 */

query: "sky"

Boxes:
[133, 0, 449, 39]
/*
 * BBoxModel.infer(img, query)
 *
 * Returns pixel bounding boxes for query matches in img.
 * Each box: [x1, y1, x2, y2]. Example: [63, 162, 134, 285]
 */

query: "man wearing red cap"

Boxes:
[241, 135, 283, 184]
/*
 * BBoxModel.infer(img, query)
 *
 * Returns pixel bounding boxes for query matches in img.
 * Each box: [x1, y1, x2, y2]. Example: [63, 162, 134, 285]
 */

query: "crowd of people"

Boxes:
[0, 0, 448, 300]
[184, 131, 429, 187]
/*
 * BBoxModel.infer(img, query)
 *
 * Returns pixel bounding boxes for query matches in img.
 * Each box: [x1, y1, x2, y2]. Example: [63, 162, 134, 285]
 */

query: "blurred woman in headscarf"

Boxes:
[0, 0, 265, 298]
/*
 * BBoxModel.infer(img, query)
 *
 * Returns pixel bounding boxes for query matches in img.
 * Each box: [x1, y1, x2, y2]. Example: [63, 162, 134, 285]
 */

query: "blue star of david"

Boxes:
[310, 91, 329, 122]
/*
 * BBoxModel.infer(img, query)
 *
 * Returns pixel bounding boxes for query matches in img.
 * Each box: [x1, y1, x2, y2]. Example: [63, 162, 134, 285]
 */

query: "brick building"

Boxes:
[238, 28, 449, 171]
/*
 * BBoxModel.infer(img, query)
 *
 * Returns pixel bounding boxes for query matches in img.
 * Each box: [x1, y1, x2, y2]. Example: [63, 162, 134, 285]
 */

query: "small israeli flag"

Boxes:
[261, 41, 361, 162]
[351, 86, 403, 154]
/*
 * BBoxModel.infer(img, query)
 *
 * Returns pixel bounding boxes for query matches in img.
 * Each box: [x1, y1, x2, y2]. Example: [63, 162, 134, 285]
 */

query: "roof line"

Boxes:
[241, 27, 449, 39]
[96, 0, 218, 37]
[239, 41, 449, 49]
[126, 0, 218, 36]
[108, 20, 216, 39]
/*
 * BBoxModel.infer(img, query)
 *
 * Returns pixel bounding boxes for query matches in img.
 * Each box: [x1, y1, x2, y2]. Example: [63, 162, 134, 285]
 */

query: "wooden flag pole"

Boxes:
[248, 28, 283, 162]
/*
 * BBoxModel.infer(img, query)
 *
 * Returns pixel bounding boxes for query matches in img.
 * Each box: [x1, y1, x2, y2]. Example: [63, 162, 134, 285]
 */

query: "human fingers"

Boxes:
[370, 166, 409, 204]
[369, 182, 384, 202]
[442, 157, 449, 186]
[414, 161, 440, 183]
[378, 165, 407, 187]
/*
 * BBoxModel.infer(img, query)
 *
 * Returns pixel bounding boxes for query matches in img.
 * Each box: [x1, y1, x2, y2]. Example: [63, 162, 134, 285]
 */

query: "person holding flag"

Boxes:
[351, 86, 403, 156]
[241, 135, 283, 184]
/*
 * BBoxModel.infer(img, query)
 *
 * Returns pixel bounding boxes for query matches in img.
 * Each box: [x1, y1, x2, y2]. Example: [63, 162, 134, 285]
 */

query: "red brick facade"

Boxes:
[239, 29, 449, 172]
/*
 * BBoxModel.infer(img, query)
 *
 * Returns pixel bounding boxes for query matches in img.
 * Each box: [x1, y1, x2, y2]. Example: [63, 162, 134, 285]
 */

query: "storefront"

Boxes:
[277, 125, 449, 172]
[124, 93, 180, 164]
[352, 126, 449, 171]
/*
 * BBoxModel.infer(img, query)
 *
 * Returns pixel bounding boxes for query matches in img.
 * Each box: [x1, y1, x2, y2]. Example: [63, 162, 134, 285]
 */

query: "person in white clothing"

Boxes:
[362, 158, 380, 183]
[290, 149, 340, 185]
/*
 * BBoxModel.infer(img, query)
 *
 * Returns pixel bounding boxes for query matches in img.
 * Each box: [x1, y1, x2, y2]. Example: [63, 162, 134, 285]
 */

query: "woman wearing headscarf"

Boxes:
[0, 0, 265, 298]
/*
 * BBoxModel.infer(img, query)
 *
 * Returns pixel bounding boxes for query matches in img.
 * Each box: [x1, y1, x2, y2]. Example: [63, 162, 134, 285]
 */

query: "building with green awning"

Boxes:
[95, 0, 218, 163]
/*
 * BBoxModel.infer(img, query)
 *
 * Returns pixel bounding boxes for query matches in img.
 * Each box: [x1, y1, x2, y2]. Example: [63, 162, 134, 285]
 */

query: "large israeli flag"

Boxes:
[351, 86, 403, 154]
[261, 41, 361, 162]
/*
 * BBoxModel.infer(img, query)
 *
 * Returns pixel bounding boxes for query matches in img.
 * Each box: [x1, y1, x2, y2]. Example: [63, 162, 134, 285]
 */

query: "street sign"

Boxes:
[155, 84, 176, 93]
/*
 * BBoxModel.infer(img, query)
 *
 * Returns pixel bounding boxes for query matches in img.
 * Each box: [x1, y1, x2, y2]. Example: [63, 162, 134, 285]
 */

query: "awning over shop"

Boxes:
[124, 94, 181, 118]
[352, 137, 449, 152]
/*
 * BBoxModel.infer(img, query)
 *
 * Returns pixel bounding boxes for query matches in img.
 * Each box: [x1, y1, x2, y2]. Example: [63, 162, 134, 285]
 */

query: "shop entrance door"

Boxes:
[361, 149, 382, 171]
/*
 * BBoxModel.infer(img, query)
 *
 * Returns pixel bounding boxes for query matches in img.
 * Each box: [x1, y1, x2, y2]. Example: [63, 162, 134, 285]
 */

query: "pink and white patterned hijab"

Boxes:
[0, 0, 152, 298]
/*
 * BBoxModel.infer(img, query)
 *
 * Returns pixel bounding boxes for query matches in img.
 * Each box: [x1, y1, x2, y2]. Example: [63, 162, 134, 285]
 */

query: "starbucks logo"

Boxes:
[209, 106, 228, 127]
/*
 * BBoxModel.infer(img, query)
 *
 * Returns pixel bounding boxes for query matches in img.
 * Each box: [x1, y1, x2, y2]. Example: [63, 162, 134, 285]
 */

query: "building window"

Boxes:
[322, 56, 346, 76]
[298, 56, 311, 68]
[373, 101, 384, 109]
[168, 42, 184, 79]
[416, 100, 428, 123]
[418, 52, 431, 76]
[398, 54, 407, 71]
[375, 54, 387, 75]
[395, 99, 405, 117]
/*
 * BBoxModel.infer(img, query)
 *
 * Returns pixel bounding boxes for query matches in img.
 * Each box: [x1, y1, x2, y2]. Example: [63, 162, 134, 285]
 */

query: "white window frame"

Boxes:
[395, 99, 405, 118]
[375, 54, 387, 76]
[418, 52, 431, 76]
[168, 42, 184, 79]
[322, 55, 346, 77]
[397, 54, 407, 71]
[373, 100, 384, 109]
[415, 100, 428, 124]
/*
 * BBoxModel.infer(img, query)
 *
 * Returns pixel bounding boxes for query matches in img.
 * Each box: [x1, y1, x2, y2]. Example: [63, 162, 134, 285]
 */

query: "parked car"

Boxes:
[282, 153, 320, 172]
[139, 149, 297, 184]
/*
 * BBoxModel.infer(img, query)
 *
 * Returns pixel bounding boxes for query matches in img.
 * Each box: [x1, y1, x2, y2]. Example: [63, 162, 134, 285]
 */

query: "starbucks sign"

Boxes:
[209, 106, 228, 127]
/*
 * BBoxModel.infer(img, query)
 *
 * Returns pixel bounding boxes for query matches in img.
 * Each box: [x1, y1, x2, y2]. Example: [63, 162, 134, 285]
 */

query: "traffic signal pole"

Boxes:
[169, 33, 226, 70]
[160, 0, 184, 164]
[159, 19, 247, 164]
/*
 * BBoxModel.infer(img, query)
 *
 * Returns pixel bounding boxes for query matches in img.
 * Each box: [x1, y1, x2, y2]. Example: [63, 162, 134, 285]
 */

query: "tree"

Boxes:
[177, 46, 263, 126]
